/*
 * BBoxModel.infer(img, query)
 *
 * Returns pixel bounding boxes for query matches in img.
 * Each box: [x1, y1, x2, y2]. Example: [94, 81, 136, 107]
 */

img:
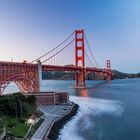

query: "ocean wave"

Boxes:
[58, 96, 124, 140]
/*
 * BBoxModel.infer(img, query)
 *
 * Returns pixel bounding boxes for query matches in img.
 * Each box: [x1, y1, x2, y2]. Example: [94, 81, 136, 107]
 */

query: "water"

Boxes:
[4, 79, 140, 140]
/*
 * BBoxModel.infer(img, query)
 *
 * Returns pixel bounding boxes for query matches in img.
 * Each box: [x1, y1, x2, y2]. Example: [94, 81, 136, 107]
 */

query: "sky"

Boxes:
[0, 0, 140, 73]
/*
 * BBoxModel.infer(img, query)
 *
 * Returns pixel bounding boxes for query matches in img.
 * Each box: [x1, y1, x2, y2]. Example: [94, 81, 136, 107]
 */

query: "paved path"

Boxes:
[31, 104, 72, 140]
[0, 127, 6, 140]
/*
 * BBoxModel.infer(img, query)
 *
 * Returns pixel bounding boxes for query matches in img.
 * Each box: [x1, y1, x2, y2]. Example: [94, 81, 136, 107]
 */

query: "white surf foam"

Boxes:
[58, 96, 124, 140]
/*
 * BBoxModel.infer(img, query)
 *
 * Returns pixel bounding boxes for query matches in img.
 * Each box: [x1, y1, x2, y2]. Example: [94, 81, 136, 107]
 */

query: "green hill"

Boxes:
[42, 70, 140, 80]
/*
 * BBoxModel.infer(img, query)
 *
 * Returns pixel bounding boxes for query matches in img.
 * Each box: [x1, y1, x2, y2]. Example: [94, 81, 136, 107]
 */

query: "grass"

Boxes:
[10, 122, 30, 137]
[3, 112, 43, 138]
[0, 119, 4, 133]
[4, 116, 30, 138]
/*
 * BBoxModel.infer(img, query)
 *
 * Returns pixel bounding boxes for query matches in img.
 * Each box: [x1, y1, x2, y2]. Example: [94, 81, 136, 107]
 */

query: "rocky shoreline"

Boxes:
[47, 103, 79, 140]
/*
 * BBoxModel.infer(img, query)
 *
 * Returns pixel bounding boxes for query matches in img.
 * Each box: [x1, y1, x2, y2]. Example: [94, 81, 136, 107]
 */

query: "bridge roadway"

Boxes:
[0, 61, 109, 74]
[42, 64, 108, 74]
[0, 61, 111, 95]
[31, 104, 73, 140]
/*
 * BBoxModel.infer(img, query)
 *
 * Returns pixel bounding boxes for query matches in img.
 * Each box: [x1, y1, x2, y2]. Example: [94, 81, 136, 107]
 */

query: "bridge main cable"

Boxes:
[85, 50, 95, 67]
[41, 39, 74, 63]
[84, 34, 99, 67]
[30, 32, 74, 63]
[0, 32, 75, 94]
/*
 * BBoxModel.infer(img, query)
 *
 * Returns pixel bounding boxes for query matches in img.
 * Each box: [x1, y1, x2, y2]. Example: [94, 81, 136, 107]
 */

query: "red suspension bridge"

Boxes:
[0, 29, 111, 95]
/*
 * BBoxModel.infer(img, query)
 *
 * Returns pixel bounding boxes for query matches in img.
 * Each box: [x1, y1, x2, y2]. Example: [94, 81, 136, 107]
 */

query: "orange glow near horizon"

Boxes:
[81, 89, 88, 97]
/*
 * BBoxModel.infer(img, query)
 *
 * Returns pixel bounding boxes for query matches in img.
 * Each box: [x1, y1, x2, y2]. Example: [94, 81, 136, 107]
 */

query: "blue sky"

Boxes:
[0, 0, 140, 73]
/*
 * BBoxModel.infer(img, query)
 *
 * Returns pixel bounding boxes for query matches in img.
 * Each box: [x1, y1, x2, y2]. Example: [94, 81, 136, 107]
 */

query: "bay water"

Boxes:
[4, 79, 140, 140]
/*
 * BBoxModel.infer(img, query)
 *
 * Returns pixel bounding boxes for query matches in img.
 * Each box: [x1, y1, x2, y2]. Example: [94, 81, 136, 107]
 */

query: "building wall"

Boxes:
[27, 92, 69, 106]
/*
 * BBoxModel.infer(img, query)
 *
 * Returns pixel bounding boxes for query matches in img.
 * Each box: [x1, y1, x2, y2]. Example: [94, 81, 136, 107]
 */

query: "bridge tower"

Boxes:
[75, 29, 85, 88]
[106, 60, 111, 80]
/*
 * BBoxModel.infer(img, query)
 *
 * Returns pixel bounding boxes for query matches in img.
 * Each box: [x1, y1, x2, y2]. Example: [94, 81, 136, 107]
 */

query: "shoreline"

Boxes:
[47, 103, 79, 140]
[30, 102, 79, 140]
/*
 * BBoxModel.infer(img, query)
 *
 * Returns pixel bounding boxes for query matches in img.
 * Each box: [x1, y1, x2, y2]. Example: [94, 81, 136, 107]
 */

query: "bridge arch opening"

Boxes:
[2, 82, 20, 95]
[1, 75, 37, 95]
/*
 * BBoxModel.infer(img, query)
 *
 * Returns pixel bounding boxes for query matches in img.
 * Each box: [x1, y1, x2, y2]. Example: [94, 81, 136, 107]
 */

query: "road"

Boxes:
[31, 104, 72, 140]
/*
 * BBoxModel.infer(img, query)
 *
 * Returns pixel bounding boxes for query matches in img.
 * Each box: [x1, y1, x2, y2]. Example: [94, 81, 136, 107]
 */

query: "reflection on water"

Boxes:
[75, 88, 88, 97]
[89, 81, 111, 93]
[81, 89, 88, 97]
[74, 81, 111, 97]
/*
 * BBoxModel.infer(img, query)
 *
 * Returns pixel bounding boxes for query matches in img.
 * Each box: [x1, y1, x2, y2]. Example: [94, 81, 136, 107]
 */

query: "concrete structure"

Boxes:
[27, 92, 69, 106]
[0, 127, 6, 140]
[37, 60, 42, 92]
[31, 104, 74, 140]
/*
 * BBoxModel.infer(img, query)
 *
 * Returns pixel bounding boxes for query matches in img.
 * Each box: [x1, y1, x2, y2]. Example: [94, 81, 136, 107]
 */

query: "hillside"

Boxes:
[42, 70, 140, 80]
[111, 70, 139, 79]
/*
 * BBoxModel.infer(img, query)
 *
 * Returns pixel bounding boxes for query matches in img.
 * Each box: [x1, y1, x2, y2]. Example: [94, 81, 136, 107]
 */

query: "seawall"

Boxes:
[31, 103, 79, 140]
[46, 103, 79, 140]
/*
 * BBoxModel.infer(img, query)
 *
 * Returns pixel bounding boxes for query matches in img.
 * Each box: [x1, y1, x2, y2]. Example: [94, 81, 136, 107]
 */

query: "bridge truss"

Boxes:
[0, 29, 111, 95]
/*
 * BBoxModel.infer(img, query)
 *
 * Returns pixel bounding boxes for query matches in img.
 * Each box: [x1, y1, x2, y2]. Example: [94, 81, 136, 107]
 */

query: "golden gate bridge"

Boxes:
[0, 29, 111, 95]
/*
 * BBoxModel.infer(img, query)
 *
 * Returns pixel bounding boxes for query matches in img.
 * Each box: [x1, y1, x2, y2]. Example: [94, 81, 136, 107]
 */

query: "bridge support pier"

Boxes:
[37, 60, 42, 92]
[75, 29, 85, 88]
